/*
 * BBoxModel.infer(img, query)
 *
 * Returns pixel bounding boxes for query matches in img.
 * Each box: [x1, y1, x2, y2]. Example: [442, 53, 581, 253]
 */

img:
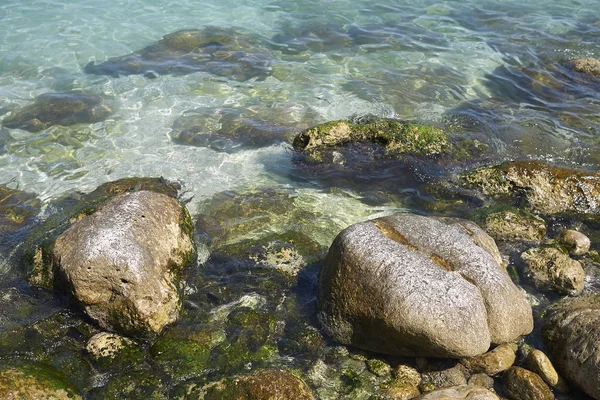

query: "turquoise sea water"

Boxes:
[1, 0, 600, 398]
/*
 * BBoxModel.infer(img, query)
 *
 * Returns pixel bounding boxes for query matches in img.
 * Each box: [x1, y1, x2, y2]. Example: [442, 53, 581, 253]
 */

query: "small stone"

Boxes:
[503, 366, 554, 400]
[393, 365, 422, 387]
[86, 332, 133, 359]
[558, 230, 590, 256]
[367, 358, 392, 377]
[461, 343, 517, 376]
[419, 364, 468, 391]
[468, 373, 495, 389]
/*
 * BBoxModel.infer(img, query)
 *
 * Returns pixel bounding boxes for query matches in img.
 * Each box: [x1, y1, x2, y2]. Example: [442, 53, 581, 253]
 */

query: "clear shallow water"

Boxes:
[0, 0, 600, 397]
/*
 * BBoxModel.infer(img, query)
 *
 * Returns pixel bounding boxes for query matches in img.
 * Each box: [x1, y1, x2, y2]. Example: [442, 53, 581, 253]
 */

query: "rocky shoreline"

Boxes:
[2, 111, 600, 399]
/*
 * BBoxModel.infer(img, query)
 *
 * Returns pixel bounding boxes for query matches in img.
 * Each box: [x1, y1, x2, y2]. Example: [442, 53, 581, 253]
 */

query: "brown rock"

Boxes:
[461, 343, 517, 376]
[521, 246, 585, 296]
[558, 230, 590, 256]
[503, 367, 554, 400]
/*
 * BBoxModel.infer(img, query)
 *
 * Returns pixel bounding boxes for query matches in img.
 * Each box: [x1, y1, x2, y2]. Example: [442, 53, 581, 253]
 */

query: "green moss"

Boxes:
[366, 359, 391, 377]
[86, 368, 167, 400]
[0, 362, 81, 399]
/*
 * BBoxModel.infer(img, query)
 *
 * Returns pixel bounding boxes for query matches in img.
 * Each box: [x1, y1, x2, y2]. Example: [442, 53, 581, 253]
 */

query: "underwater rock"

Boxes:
[460, 343, 517, 376]
[571, 57, 600, 77]
[460, 160, 600, 215]
[84, 27, 273, 81]
[521, 245, 585, 296]
[415, 385, 499, 399]
[317, 214, 533, 358]
[293, 118, 448, 162]
[50, 190, 195, 337]
[169, 105, 303, 152]
[0, 185, 40, 235]
[502, 366, 554, 400]
[543, 295, 600, 399]
[0, 364, 81, 400]
[1, 92, 112, 132]
[558, 229, 590, 256]
[479, 208, 546, 242]
[199, 369, 315, 399]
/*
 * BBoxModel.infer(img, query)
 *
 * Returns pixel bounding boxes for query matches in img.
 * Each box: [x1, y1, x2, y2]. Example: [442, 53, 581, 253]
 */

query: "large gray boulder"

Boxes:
[53, 190, 195, 336]
[318, 214, 533, 358]
[543, 295, 600, 399]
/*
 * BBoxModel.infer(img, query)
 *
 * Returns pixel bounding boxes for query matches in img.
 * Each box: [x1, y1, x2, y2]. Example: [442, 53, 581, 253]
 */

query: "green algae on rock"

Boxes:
[502, 366, 554, 400]
[460, 160, 600, 215]
[478, 206, 546, 242]
[521, 245, 585, 296]
[2, 92, 112, 133]
[0, 363, 81, 400]
[292, 118, 448, 160]
[84, 26, 273, 81]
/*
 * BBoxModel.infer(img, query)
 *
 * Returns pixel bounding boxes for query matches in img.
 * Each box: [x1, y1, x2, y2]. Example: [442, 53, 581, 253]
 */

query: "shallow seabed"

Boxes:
[1, 0, 599, 398]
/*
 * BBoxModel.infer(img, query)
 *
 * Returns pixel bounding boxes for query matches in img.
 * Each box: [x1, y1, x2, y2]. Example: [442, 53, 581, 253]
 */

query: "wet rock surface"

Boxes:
[84, 27, 273, 81]
[521, 245, 585, 296]
[543, 295, 600, 399]
[502, 366, 554, 400]
[460, 343, 517, 376]
[479, 207, 546, 242]
[558, 229, 591, 256]
[1, 92, 112, 132]
[571, 57, 600, 77]
[318, 213, 533, 358]
[415, 385, 499, 399]
[49, 190, 195, 336]
[460, 161, 600, 215]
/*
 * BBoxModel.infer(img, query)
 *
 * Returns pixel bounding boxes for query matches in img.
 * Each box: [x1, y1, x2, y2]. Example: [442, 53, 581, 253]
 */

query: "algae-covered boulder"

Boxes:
[543, 295, 600, 399]
[460, 161, 600, 215]
[84, 26, 272, 81]
[0, 364, 81, 400]
[521, 245, 585, 296]
[2, 92, 112, 132]
[318, 214, 533, 358]
[200, 369, 315, 399]
[479, 207, 546, 242]
[293, 118, 448, 162]
[50, 190, 195, 336]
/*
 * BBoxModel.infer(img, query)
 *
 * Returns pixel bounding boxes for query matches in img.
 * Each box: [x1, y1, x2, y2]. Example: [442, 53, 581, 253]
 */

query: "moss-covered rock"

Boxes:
[502, 366, 553, 400]
[479, 206, 546, 242]
[521, 244, 585, 296]
[0, 363, 81, 400]
[460, 161, 600, 215]
[571, 57, 600, 77]
[2, 92, 112, 132]
[86, 367, 168, 400]
[293, 118, 448, 161]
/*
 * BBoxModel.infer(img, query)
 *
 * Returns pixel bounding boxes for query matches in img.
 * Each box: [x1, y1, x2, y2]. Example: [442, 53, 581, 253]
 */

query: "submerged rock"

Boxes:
[199, 369, 315, 399]
[0, 364, 81, 400]
[84, 27, 273, 81]
[169, 105, 307, 152]
[293, 118, 448, 162]
[460, 160, 600, 215]
[48, 190, 194, 336]
[479, 207, 546, 242]
[571, 57, 600, 77]
[543, 295, 600, 399]
[317, 214, 533, 358]
[86, 332, 134, 359]
[2, 92, 112, 132]
[521, 245, 585, 296]
[0, 186, 40, 235]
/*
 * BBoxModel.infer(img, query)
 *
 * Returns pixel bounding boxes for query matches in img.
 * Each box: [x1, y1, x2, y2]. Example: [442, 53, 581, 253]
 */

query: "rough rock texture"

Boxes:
[460, 343, 517, 376]
[2, 93, 112, 132]
[543, 295, 600, 399]
[86, 332, 134, 359]
[572, 57, 600, 77]
[383, 365, 422, 399]
[415, 385, 499, 399]
[318, 214, 533, 358]
[558, 230, 590, 256]
[293, 118, 447, 161]
[521, 246, 585, 296]
[461, 161, 600, 214]
[200, 369, 315, 399]
[52, 190, 195, 336]
[503, 367, 554, 400]
[84, 27, 272, 81]
[481, 208, 546, 242]
[0, 365, 81, 400]
[420, 364, 468, 391]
